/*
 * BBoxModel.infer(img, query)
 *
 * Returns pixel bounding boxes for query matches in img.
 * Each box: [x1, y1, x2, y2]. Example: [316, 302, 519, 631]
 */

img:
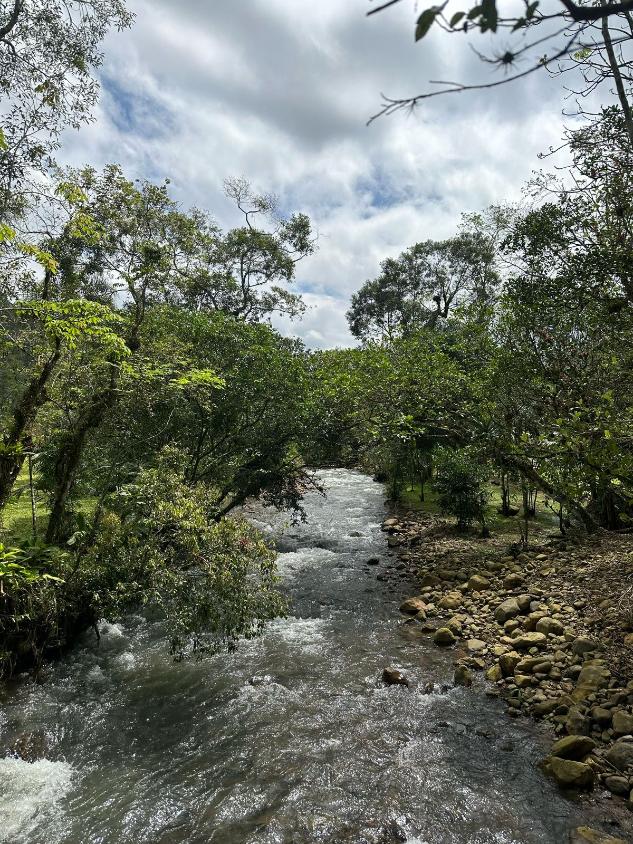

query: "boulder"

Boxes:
[604, 776, 630, 797]
[466, 638, 486, 653]
[612, 710, 633, 737]
[434, 627, 457, 646]
[399, 597, 427, 615]
[467, 574, 490, 592]
[545, 756, 595, 790]
[535, 617, 565, 636]
[589, 707, 611, 728]
[516, 594, 533, 613]
[515, 656, 546, 674]
[550, 735, 596, 761]
[382, 667, 409, 687]
[438, 592, 462, 610]
[495, 597, 521, 624]
[532, 698, 560, 718]
[486, 664, 502, 682]
[446, 615, 464, 635]
[606, 740, 633, 772]
[572, 660, 611, 703]
[566, 708, 591, 736]
[499, 651, 522, 677]
[571, 637, 602, 656]
[511, 632, 547, 650]
[503, 573, 524, 590]
[420, 574, 441, 587]
[454, 665, 473, 687]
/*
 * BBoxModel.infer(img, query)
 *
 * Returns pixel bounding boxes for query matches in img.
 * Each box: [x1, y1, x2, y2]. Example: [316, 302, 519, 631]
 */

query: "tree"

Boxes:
[179, 178, 316, 321]
[0, 0, 133, 217]
[366, 0, 632, 123]
[347, 231, 499, 341]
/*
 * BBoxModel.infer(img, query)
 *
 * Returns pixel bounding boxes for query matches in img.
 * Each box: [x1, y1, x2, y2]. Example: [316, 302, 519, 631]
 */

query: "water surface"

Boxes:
[0, 470, 597, 843]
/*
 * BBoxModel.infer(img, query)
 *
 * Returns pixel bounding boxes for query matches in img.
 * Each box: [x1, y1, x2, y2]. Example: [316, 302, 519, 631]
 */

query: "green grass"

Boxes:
[0, 469, 95, 546]
[396, 480, 560, 538]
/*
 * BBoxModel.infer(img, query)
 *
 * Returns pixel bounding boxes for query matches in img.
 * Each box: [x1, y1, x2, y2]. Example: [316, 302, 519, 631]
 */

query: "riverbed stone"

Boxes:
[495, 598, 521, 624]
[486, 664, 502, 682]
[605, 740, 633, 772]
[572, 660, 611, 703]
[545, 756, 595, 790]
[438, 592, 462, 611]
[454, 665, 473, 687]
[466, 638, 486, 653]
[434, 627, 457, 646]
[499, 652, 522, 677]
[511, 632, 547, 650]
[572, 637, 602, 656]
[566, 708, 591, 736]
[536, 617, 565, 636]
[550, 735, 596, 761]
[612, 710, 633, 737]
[604, 775, 630, 797]
[399, 597, 427, 615]
[467, 574, 490, 592]
[503, 573, 524, 590]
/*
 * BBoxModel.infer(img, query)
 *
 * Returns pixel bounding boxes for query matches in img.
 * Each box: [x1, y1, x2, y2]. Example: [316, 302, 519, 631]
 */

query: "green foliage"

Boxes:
[433, 447, 490, 530]
[84, 458, 286, 655]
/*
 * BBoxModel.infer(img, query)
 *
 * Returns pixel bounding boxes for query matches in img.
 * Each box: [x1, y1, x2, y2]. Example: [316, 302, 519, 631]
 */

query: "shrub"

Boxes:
[433, 447, 490, 533]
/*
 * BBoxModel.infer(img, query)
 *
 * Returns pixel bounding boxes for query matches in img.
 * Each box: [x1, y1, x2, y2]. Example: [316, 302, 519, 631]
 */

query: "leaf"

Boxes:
[450, 11, 466, 26]
[481, 0, 498, 31]
[416, 8, 438, 40]
[0, 128, 7, 151]
[467, 5, 483, 20]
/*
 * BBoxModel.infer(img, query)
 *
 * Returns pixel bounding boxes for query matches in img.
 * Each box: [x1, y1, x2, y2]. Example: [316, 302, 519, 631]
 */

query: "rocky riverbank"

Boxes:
[382, 510, 633, 843]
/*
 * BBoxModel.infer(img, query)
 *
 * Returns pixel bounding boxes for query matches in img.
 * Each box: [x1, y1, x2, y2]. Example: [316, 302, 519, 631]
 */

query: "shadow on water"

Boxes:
[0, 469, 606, 843]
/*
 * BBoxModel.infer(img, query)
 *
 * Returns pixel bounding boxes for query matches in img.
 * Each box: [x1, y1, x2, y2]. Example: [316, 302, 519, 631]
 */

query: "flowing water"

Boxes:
[0, 469, 603, 843]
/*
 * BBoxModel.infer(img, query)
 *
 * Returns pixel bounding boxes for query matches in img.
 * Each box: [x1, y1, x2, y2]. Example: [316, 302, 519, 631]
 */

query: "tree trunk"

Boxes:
[502, 454, 600, 533]
[0, 340, 61, 510]
[45, 376, 117, 544]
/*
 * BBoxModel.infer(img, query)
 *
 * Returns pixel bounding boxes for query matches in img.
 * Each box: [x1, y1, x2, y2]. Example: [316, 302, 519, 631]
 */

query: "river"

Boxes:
[0, 469, 598, 843]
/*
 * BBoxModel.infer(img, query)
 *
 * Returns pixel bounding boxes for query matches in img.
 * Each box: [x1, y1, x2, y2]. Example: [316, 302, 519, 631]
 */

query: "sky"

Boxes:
[59, 0, 573, 348]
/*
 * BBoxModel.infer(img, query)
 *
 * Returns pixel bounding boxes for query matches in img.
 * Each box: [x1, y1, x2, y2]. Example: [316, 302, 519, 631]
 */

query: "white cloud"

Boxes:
[59, 0, 576, 347]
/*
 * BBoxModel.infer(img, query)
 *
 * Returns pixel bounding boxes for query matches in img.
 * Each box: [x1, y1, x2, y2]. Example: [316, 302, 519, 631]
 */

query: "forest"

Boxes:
[0, 0, 632, 684]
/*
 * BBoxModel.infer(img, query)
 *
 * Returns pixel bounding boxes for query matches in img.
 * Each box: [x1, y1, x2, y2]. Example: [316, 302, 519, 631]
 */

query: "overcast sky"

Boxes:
[60, 0, 573, 348]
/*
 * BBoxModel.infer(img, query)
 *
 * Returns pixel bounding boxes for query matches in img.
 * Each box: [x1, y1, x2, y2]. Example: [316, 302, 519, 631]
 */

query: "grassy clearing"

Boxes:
[397, 480, 560, 539]
[0, 469, 95, 546]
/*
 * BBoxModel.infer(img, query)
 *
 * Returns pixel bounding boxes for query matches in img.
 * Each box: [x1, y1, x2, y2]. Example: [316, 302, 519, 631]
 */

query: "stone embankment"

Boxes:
[381, 512, 633, 843]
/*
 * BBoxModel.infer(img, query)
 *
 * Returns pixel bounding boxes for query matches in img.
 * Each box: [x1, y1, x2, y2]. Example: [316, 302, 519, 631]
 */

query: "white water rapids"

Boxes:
[0, 470, 604, 843]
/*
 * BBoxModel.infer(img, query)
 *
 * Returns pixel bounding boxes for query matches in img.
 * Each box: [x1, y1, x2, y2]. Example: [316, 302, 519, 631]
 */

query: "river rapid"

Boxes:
[0, 469, 598, 844]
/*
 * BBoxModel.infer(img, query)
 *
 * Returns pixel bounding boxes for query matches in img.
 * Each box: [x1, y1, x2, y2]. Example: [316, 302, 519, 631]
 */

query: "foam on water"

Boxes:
[0, 758, 74, 843]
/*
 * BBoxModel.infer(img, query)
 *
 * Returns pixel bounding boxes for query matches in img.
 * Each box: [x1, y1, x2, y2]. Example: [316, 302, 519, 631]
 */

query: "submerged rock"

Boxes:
[382, 666, 409, 687]
[454, 665, 473, 687]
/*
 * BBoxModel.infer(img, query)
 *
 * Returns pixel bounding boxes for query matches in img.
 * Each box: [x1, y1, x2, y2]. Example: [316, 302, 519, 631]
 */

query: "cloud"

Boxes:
[59, 0, 574, 347]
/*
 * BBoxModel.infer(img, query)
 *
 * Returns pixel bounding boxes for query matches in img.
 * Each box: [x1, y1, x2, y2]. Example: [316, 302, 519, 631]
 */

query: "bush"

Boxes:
[433, 447, 490, 533]
[84, 455, 287, 656]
